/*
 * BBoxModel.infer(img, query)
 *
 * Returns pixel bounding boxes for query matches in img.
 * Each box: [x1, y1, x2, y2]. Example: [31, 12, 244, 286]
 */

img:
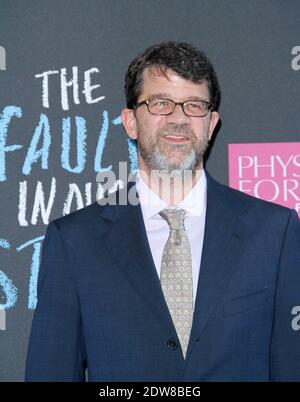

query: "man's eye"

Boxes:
[186, 102, 203, 110]
[153, 100, 170, 107]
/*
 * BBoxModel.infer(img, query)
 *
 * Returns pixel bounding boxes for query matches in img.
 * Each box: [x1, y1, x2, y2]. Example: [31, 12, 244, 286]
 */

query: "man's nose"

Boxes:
[166, 103, 190, 124]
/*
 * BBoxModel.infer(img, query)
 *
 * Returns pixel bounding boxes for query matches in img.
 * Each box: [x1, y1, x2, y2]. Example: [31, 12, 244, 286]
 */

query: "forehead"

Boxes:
[139, 67, 210, 100]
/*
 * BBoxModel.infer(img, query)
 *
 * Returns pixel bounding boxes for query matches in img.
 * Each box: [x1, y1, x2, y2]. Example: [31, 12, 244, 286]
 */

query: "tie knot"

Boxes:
[159, 208, 186, 231]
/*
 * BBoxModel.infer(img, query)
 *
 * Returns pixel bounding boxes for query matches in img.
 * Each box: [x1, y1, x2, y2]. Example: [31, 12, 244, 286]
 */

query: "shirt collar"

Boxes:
[135, 169, 207, 220]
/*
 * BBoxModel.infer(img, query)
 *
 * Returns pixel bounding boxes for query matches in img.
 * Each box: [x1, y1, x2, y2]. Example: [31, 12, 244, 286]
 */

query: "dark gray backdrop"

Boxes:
[0, 0, 299, 381]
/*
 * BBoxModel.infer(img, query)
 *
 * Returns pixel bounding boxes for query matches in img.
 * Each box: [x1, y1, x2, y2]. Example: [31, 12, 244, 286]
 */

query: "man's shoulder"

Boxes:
[47, 185, 134, 238]
[48, 201, 105, 237]
[206, 171, 294, 220]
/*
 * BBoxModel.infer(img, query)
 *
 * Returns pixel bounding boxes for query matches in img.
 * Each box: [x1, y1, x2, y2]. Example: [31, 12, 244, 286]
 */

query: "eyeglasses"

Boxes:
[134, 98, 212, 117]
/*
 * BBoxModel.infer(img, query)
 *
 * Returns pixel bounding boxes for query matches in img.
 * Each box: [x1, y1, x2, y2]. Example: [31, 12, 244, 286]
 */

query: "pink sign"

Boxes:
[228, 142, 300, 218]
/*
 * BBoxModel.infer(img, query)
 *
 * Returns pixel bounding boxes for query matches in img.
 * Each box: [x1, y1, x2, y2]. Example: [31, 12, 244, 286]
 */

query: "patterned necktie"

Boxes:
[159, 208, 193, 358]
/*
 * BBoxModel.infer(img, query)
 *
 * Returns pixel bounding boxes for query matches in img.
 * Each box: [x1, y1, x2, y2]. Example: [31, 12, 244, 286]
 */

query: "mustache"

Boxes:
[158, 124, 194, 137]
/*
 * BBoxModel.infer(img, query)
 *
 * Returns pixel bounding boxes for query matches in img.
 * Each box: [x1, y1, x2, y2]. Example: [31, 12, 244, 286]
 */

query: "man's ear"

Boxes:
[121, 108, 137, 140]
[208, 111, 219, 141]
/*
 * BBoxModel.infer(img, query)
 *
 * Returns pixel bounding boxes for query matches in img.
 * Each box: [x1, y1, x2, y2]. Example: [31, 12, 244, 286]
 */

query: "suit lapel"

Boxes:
[98, 185, 176, 334]
[186, 173, 247, 359]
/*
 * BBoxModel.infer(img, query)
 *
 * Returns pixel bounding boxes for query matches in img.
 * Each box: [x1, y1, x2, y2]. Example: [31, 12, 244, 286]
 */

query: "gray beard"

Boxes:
[142, 145, 201, 175]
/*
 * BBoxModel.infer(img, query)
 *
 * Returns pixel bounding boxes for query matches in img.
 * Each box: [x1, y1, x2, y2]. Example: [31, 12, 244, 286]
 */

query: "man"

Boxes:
[26, 42, 300, 381]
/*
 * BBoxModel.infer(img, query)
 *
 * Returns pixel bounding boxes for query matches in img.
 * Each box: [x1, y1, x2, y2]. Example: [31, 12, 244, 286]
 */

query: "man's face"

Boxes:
[122, 68, 219, 175]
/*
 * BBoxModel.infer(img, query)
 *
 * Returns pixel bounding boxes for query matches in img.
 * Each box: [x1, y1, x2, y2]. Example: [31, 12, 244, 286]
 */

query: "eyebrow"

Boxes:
[146, 93, 209, 102]
[146, 93, 171, 101]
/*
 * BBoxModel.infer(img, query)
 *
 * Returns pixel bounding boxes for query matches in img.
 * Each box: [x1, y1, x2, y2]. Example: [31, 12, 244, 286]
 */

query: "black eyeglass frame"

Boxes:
[133, 98, 213, 117]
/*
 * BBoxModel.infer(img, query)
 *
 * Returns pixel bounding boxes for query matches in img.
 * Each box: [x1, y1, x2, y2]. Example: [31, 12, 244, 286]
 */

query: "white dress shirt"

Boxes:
[135, 169, 207, 308]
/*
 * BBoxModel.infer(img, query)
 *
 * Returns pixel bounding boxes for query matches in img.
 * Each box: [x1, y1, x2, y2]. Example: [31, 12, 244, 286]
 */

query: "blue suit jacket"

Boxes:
[25, 172, 300, 381]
